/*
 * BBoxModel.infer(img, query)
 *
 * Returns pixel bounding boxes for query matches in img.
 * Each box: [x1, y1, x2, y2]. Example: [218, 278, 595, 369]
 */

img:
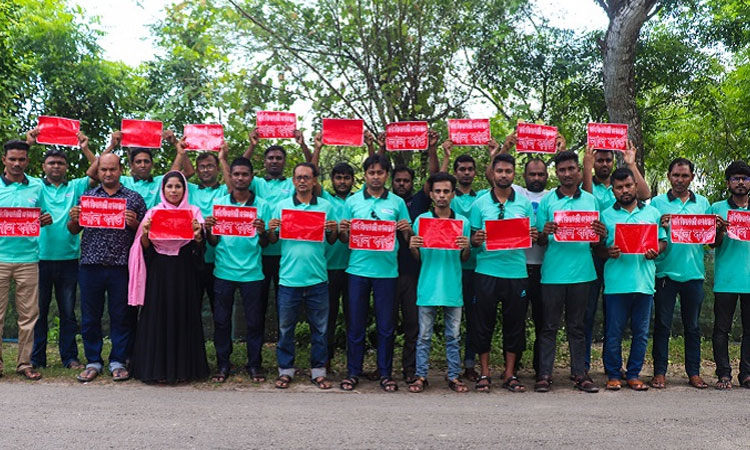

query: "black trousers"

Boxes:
[523, 264, 544, 375]
[261, 255, 281, 340]
[471, 273, 528, 356]
[394, 273, 418, 376]
[713, 292, 750, 380]
[326, 269, 349, 361]
[538, 282, 591, 378]
[197, 262, 216, 312]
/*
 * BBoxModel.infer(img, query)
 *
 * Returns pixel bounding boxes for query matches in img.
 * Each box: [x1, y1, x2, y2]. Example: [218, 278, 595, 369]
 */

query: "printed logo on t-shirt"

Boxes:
[380, 208, 394, 216]
[65, 192, 74, 198]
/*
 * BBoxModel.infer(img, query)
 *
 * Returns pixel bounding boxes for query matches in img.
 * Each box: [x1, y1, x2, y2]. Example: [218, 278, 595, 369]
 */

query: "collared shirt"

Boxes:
[592, 178, 616, 211]
[39, 177, 90, 260]
[710, 198, 750, 293]
[0, 174, 46, 263]
[252, 176, 294, 256]
[188, 182, 229, 264]
[344, 187, 411, 279]
[650, 190, 710, 282]
[212, 192, 270, 283]
[413, 210, 470, 307]
[601, 201, 666, 295]
[470, 188, 534, 279]
[536, 187, 598, 284]
[513, 184, 548, 265]
[78, 185, 147, 266]
[321, 190, 351, 270]
[120, 174, 164, 208]
[451, 187, 489, 270]
[275, 193, 332, 287]
[397, 189, 431, 276]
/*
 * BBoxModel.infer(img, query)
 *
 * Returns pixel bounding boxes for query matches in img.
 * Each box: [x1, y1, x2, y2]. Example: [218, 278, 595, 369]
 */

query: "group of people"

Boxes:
[1, 123, 748, 394]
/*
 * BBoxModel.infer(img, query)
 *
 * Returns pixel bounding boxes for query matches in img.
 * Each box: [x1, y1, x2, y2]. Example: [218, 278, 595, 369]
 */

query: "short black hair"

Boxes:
[3, 140, 30, 153]
[391, 164, 414, 181]
[331, 162, 354, 178]
[426, 171, 456, 191]
[363, 154, 391, 173]
[553, 150, 578, 167]
[43, 148, 68, 162]
[524, 157, 547, 173]
[230, 157, 253, 172]
[725, 161, 750, 180]
[453, 154, 475, 172]
[594, 149, 613, 157]
[293, 162, 318, 178]
[264, 145, 287, 157]
[196, 152, 219, 165]
[492, 153, 515, 169]
[610, 167, 634, 184]
[128, 147, 153, 163]
[668, 157, 694, 174]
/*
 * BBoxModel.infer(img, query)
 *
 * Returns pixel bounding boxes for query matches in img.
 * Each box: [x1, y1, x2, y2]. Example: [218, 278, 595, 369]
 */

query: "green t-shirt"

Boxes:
[0, 175, 47, 263]
[188, 182, 229, 264]
[39, 177, 89, 260]
[592, 179, 616, 212]
[120, 175, 164, 208]
[253, 176, 294, 256]
[536, 187, 599, 284]
[650, 191, 710, 282]
[212, 193, 270, 283]
[275, 195, 332, 287]
[321, 190, 350, 270]
[344, 188, 411, 279]
[601, 202, 666, 295]
[710, 199, 750, 293]
[470, 189, 534, 279]
[450, 188, 488, 270]
[414, 211, 470, 307]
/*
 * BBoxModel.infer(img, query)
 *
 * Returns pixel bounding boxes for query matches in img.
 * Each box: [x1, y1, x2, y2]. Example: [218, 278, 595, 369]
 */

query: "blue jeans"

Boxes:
[416, 306, 462, 380]
[277, 282, 329, 379]
[213, 278, 264, 371]
[652, 277, 704, 377]
[584, 254, 606, 371]
[79, 265, 132, 373]
[346, 275, 396, 379]
[603, 293, 653, 380]
[32, 259, 80, 367]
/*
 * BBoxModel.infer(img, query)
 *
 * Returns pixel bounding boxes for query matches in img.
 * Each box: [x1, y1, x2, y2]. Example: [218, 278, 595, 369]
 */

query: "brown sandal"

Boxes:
[688, 375, 708, 389]
[447, 377, 468, 393]
[20, 368, 42, 381]
[408, 377, 428, 393]
[627, 379, 649, 391]
[649, 374, 666, 389]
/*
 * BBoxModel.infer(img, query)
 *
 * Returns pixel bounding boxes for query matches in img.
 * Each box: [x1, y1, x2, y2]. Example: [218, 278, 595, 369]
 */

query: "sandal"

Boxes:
[248, 367, 266, 383]
[340, 376, 359, 391]
[740, 376, 750, 389]
[534, 376, 551, 393]
[447, 377, 468, 393]
[715, 376, 732, 390]
[574, 375, 599, 393]
[605, 379, 621, 391]
[688, 375, 708, 389]
[626, 378, 649, 391]
[20, 367, 42, 381]
[311, 376, 332, 390]
[463, 367, 480, 383]
[649, 374, 666, 389]
[275, 374, 292, 389]
[379, 377, 398, 392]
[76, 367, 98, 383]
[112, 367, 130, 382]
[475, 375, 491, 392]
[408, 377, 428, 393]
[66, 361, 85, 370]
[502, 375, 526, 393]
[211, 368, 230, 383]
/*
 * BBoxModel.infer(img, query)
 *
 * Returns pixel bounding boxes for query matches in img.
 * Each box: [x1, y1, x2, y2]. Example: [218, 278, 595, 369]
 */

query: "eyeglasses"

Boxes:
[729, 176, 750, 183]
[294, 175, 313, 182]
[497, 203, 505, 219]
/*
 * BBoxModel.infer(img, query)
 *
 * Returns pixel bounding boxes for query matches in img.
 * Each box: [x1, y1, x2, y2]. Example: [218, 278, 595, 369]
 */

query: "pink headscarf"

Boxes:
[128, 171, 204, 306]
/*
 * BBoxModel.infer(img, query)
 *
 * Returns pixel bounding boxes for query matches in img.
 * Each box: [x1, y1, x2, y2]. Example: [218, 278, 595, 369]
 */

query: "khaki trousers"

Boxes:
[0, 263, 40, 372]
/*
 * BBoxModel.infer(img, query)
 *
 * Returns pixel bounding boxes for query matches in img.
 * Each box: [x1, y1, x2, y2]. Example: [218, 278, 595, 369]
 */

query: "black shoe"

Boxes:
[535, 376, 552, 393]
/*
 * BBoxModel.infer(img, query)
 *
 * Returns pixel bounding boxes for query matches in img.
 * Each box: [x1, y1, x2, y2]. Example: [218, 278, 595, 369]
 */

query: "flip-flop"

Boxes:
[20, 368, 42, 381]
[112, 368, 130, 382]
[76, 367, 99, 383]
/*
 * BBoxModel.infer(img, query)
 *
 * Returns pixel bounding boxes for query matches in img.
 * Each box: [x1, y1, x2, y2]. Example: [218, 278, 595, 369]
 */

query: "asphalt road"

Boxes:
[2, 377, 749, 449]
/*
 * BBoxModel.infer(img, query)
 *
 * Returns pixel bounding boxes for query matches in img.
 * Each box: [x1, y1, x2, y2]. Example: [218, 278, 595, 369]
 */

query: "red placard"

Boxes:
[349, 219, 396, 251]
[447, 119, 490, 146]
[279, 209, 326, 242]
[516, 123, 558, 154]
[256, 111, 296, 139]
[727, 210, 750, 241]
[184, 124, 224, 151]
[385, 121, 429, 151]
[0, 207, 40, 237]
[485, 217, 531, 251]
[149, 209, 195, 240]
[212, 205, 257, 237]
[79, 196, 127, 229]
[36, 115, 80, 147]
[121, 119, 163, 148]
[615, 223, 658, 254]
[418, 217, 463, 250]
[587, 122, 628, 151]
[669, 214, 716, 244]
[554, 211, 600, 242]
[322, 118, 364, 146]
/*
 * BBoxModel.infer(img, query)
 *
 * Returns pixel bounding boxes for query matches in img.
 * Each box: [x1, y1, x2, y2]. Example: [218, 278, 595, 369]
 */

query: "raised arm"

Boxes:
[440, 139, 453, 174]
[295, 129, 312, 163]
[582, 144, 595, 194]
[484, 137, 500, 187]
[242, 129, 260, 160]
[624, 140, 651, 200]
[218, 142, 232, 192]
[87, 131, 120, 181]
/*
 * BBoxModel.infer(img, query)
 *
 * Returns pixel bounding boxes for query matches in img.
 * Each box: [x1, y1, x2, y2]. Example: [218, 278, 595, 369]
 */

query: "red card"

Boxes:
[587, 123, 628, 151]
[516, 123, 558, 154]
[279, 209, 326, 242]
[184, 124, 224, 151]
[212, 205, 257, 237]
[554, 211, 600, 242]
[349, 219, 396, 251]
[385, 121, 429, 151]
[36, 115, 80, 147]
[447, 119, 490, 146]
[79, 196, 127, 229]
[322, 118, 364, 146]
[669, 214, 716, 244]
[256, 111, 296, 139]
[149, 209, 195, 240]
[615, 223, 658, 254]
[485, 217, 531, 251]
[121, 119, 163, 148]
[727, 210, 750, 241]
[418, 217, 463, 250]
[0, 208, 41, 237]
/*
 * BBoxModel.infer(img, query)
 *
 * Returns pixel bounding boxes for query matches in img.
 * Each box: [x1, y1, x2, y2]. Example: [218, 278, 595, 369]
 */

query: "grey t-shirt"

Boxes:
[512, 184, 548, 265]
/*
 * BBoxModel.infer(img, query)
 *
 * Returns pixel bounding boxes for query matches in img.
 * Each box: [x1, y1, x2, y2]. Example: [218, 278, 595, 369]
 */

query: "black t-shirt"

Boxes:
[397, 189, 431, 276]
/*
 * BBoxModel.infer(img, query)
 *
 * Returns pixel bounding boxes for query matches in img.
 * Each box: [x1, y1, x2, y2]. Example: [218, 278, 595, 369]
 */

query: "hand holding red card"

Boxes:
[184, 124, 224, 151]
[554, 211, 600, 242]
[418, 217, 463, 249]
[322, 118, 364, 146]
[447, 119, 490, 146]
[349, 219, 396, 251]
[256, 111, 296, 139]
[516, 123, 558, 154]
[670, 214, 716, 244]
[485, 217, 531, 251]
[279, 209, 326, 242]
[121, 119, 163, 148]
[0, 208, 41, 237]
[212, 205, 257, 237]
[36, 116, 80, 147]
[614, 223, 658, 254]
[385, 121, 429, 151]
[79, 196, 127, 229]
[727, 210, 750, 241]
[149, 209, 195, 240]
[587, 123, 628, 151]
